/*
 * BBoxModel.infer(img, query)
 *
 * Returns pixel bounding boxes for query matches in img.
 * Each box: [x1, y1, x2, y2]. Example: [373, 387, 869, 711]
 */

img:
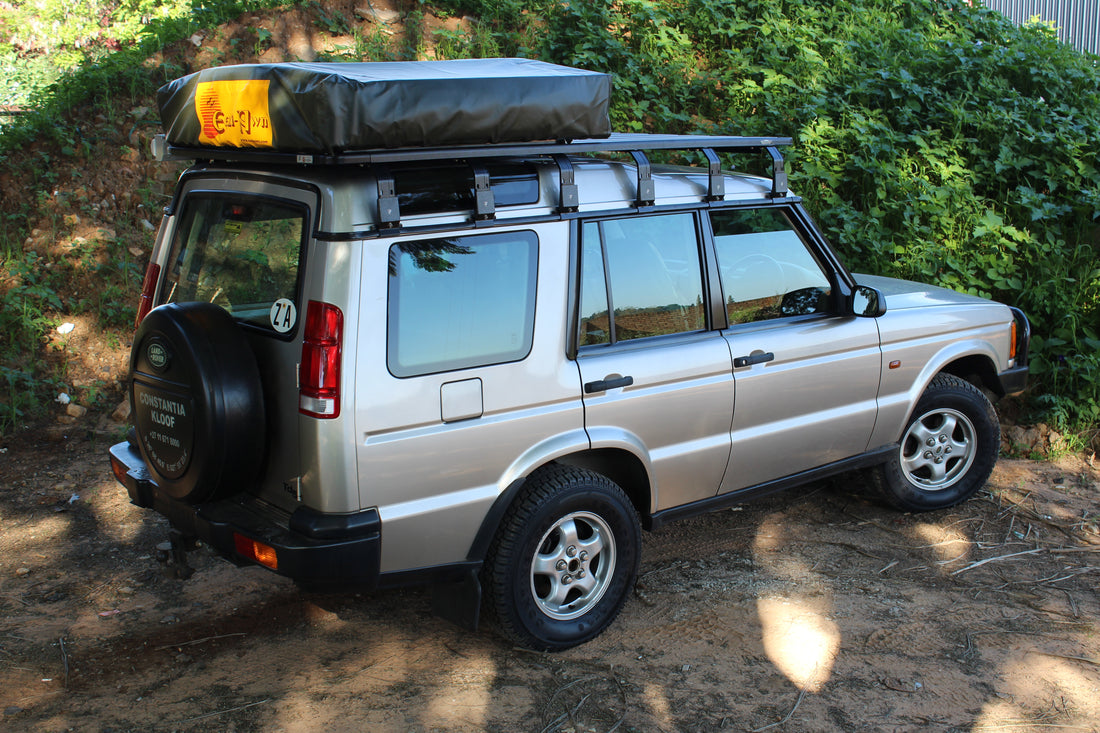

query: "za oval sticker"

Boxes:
[270, 298, 297, 333]
[147, 340, 170, 371]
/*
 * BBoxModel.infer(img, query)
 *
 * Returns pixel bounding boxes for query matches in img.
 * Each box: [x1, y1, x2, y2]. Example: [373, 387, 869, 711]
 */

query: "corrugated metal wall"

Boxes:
[980, 1, 1100, 55]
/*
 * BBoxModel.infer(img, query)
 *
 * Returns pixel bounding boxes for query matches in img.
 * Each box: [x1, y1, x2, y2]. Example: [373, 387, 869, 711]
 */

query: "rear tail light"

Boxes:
[1009, 319, 1018, 361]
[300, 300, 343, 418]
[135, 263, 161, 328]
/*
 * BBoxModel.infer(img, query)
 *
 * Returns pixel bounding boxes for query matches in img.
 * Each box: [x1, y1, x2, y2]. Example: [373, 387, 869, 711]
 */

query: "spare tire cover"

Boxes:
[130, 302, 266, 504]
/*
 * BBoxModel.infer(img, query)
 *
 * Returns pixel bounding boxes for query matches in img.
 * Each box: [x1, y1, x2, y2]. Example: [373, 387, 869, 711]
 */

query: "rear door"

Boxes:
[576, 212, 734, 511]
[160, 177, 316, 511]
[708, 206, 881, 492]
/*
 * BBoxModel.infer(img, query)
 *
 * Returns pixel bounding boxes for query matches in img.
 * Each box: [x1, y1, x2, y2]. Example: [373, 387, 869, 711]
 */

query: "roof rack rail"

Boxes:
[152, 132, 793, 225]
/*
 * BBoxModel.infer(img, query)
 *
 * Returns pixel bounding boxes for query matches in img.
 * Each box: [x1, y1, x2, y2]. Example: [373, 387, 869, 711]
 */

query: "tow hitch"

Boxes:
[155, 529, 197, 579]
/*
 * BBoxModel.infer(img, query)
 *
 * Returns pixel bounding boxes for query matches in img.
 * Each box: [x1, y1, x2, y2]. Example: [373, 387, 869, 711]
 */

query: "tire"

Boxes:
[873, 373, 999, 512]
[483, 465, 641, 651]
[129, 302, 266, 504]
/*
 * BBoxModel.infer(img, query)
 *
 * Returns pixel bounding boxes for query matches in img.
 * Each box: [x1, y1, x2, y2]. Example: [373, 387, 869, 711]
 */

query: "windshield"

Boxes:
[163, 194, 306, 333]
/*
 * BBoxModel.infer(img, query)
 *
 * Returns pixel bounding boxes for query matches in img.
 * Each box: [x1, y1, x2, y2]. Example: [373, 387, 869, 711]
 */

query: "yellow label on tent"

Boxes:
[194, 79, 273, 148]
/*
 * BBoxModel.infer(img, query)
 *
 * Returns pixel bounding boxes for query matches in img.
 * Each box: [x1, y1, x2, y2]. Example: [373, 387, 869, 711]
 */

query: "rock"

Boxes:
[111, 399, 132, 423]
[15, 567, 30, 576]
[66, 403, 88, 418]
[359, 6, 401, 23]
[44, 426, 68, 442]
[56, 415, 77, 425]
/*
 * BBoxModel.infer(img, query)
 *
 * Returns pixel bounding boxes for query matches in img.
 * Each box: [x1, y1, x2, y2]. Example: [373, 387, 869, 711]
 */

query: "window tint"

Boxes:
[388, 231, 538, 377]
[165, 195, 305, 332]
[579, 213, 705, 344]
[711, 209, 832, 325]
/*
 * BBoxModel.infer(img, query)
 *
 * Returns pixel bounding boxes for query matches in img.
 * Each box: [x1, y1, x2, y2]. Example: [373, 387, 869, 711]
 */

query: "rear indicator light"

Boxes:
[234, 533, 278, 570]
[300, 300, 343, 418]
[135, 263, 161, 328]
[110, 452, 130, 486]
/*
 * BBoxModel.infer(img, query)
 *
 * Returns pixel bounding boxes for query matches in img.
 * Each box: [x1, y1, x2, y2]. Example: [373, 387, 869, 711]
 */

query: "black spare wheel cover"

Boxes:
[130, 302, 266, 504]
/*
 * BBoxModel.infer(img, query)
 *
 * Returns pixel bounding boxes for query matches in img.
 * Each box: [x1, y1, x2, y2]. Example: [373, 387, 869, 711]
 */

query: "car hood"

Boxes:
[853, 273, 999, 310]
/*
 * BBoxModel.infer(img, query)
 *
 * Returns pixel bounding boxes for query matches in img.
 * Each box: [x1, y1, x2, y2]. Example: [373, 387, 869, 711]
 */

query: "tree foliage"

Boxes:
[447, 0, 1100, 431]
[2, 0, 1098, 434]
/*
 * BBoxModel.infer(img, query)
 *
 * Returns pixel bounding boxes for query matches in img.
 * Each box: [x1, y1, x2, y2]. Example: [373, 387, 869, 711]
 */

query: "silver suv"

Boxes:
[109, 60, 1029, 650]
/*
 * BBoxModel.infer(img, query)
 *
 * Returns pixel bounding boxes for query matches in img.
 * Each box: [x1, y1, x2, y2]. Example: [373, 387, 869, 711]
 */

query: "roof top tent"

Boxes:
[154, 59, 792, 224]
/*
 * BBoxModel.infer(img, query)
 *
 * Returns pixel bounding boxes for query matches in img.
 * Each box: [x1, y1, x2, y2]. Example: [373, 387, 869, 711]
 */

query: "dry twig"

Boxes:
[175, 698, 272, 724]
[950, 548, 1043, 576]
[751, 688, 807, 732]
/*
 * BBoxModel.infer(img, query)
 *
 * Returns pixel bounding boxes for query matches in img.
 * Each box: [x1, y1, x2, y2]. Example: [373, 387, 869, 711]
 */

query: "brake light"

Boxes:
[135, 263, 161, 328]
[299, 300, 343, 418]
[234, 533, 278, 570]
[1009, 319, 1018, 361]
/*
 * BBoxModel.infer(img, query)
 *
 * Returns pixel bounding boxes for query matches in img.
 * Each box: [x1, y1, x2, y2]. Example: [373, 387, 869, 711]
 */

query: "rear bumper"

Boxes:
[109, 441, 381, 586]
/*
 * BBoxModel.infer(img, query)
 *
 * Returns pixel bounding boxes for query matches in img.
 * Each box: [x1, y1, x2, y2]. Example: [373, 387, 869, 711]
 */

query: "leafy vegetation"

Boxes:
[1, 0, 1098, 443]
[441, 0, 1100, 436]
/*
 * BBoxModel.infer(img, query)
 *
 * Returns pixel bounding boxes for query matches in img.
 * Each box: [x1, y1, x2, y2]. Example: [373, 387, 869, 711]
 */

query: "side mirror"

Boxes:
[850, 285, 886, 318]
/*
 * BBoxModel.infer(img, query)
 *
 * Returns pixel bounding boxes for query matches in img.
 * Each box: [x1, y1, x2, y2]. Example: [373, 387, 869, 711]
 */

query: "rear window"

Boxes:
[163, 194, 306, 333]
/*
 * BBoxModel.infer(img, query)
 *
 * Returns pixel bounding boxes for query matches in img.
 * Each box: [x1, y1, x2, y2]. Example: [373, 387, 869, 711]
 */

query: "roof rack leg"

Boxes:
[702, 148, 725, 202]
[553, 154, 579, 213]
[376, 166, 400, 228]
[628, 150, 655, 207]
[766, 146, 788, 199]
[470, 163, 496, 220]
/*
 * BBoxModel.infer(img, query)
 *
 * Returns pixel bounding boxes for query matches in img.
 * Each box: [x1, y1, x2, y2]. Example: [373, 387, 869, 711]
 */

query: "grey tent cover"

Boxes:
[157, 58, 612, 154]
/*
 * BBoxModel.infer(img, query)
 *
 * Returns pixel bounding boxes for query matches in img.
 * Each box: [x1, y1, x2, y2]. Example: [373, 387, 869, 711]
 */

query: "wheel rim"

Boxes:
[899, 407, 978, 491]
[529, 511, 617, 621]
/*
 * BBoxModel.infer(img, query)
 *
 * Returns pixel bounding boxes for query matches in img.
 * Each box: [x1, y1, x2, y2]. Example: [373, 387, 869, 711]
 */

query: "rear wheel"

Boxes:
[874, 374, 999, 512]
[484, 465, 641, 651]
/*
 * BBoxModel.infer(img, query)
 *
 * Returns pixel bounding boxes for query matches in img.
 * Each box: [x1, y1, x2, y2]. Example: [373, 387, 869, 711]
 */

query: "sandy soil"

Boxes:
[1, 430, 1098, 733]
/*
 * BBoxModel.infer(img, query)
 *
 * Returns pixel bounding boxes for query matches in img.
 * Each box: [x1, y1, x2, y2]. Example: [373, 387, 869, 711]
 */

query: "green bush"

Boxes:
[3, 0, 1098, 435]
[439, 0, 1100, 432]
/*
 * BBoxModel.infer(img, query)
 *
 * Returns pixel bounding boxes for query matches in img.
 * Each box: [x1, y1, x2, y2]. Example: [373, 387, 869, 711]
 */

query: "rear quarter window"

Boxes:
[387, 231, 538, 378]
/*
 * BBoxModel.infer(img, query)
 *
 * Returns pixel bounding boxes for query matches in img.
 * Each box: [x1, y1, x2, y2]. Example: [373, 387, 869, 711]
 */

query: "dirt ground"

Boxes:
[1, 429, 1098, 733]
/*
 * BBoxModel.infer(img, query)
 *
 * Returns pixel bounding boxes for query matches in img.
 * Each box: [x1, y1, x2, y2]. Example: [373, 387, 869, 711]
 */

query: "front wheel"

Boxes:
[484, 465, 641, 651]
[873, 374, 1000, 512]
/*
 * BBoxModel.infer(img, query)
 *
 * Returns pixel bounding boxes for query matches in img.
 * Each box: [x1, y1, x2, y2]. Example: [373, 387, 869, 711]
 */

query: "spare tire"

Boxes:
[129, 302, 266, 504]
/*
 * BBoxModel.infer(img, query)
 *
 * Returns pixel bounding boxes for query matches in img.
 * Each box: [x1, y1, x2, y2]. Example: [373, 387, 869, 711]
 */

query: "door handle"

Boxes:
[733, 352, 774, 368]
[584, 375, 634, 393]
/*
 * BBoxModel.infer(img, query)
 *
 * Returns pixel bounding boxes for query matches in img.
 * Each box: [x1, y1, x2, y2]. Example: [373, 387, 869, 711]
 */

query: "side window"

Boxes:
[579, 213, 705, 345]
[711, 208, 832, 325]
[387, 231, 538, 377]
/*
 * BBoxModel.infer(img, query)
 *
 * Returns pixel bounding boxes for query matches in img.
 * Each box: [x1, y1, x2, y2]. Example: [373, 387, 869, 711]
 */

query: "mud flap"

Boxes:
[430, 569, 481, 631]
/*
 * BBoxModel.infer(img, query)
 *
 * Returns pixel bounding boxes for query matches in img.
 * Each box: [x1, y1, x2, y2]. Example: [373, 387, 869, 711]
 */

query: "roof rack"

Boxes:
[152, 132, 793, 225]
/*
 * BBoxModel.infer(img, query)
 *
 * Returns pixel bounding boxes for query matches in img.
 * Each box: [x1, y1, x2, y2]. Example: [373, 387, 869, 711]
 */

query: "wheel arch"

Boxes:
[465, 446, 652, 564]
[941, 351, 1004, 395]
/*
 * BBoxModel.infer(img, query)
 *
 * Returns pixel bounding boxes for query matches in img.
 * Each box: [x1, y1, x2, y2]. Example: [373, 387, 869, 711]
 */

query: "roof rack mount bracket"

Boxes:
[376, 167, 400, 228]
[553, 154, 579, 213]
[766, 146, 788, 199]
[703, 148, 725, 202]
[628, 150, 655, 207]
[471, 163, 496, 220]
